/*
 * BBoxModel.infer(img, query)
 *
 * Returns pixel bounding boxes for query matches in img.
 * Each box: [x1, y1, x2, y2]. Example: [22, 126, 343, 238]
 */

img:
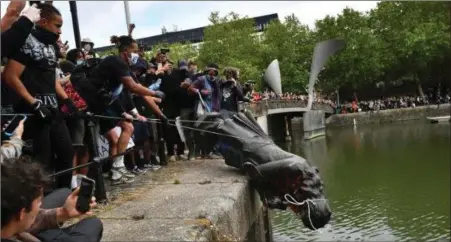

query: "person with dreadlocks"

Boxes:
[71, 34, 165, 185]
[3, 2, 76, 190]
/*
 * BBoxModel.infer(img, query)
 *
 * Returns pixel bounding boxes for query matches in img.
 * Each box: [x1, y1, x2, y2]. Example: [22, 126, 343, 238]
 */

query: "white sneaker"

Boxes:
[168, 155, 177, 163]
[111, 175, 134, 185]
[151, 164, 161, 171]
[113, 167, 135, 178]
[177, 154, 188, 161]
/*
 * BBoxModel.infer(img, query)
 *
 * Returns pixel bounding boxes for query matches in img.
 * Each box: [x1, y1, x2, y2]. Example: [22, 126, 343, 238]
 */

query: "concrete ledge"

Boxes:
[99, 160, 268, 241]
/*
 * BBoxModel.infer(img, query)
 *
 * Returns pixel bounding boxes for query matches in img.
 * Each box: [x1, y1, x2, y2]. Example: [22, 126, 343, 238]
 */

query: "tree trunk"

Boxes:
[415, 73, 425, 97]
[417, 83, 425, 97]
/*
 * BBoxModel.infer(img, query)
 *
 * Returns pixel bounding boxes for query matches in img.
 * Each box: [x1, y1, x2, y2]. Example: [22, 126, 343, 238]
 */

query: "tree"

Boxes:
[314, 8, 385, 96]
[261, 14, 314, 93]
[198, 12, 263, 84]
[369, 2, 450, 95]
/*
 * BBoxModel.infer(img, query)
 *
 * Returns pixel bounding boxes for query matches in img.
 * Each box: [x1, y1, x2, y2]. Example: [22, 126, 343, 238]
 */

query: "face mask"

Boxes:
[83, 44, 91, 51]
[128, 53, 139, 66]
[76, 59, 85, 66]
[34, 25, 59, 44]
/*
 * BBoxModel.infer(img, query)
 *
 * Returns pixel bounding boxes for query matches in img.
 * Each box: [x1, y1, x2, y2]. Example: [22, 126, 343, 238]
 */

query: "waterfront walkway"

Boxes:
[95, 159, 263, 241]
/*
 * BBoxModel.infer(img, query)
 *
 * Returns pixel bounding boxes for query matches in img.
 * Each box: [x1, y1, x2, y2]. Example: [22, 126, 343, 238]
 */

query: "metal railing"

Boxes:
[240, 100, 334, 115]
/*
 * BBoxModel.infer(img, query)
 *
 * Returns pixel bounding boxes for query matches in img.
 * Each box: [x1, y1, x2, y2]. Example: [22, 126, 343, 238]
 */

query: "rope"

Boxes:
[284, 193, 330, 232]
[1, 111, 273, 177]
[48, 144, 146, 178]
[1, 113, 272, 144]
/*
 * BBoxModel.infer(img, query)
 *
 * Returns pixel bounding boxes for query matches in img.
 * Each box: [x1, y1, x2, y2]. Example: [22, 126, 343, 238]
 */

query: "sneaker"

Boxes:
[188, 153, 195, 161]
[205, 153, 222, 159]
[143, 163, 153, 170]
[177, 154, 188, 161]
[111, 175, 135, 185]
[150, 155, 160, 164]
[132, 166, 146, 175]
[113, 167, 135, 178]
[168, 155, 177, 163]
[153, 164, 162, 170]
[140, 165, 150, 171]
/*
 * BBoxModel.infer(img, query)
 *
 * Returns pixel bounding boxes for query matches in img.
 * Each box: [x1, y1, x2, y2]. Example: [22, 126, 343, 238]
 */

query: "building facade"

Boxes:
[94, 13, 279, 53]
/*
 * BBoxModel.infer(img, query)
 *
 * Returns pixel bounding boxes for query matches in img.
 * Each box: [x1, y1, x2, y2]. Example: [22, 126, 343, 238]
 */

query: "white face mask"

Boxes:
[83, 44, 91, 51]
[129, 53, 140, 65]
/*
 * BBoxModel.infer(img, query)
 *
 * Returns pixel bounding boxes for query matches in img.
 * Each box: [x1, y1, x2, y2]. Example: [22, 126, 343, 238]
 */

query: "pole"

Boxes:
[86, 118, 108, 204]
[124, 1, 131, 33]
[69, 1, 81, 48]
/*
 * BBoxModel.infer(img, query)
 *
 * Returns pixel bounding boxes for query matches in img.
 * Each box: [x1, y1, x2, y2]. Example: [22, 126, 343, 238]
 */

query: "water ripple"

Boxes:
[272, 196, 450, 241]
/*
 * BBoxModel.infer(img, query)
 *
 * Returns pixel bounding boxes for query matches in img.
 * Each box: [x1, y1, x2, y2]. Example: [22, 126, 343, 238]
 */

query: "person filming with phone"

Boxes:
[1, 116, 26, 162]
[1, 158, 103, 242]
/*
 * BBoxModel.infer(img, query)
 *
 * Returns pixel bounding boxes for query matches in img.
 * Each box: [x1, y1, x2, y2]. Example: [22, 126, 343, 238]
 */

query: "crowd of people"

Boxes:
[246, 89, 450, 114]
[1, 2, 450, 242]
[0, 2, 256, 241]
[332, 94, 450, 114]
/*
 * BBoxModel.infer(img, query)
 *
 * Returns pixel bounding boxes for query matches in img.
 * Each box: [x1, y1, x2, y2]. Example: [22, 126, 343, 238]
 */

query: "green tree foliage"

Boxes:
[369, 2, 450, 95]
[98, 3, 450, 98]
[194, 2, 450, 97]
[261, 14, 314, 93]
[197, 12, 263, 85]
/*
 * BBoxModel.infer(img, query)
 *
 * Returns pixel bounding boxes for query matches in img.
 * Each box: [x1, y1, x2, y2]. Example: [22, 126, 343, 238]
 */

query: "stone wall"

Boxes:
[99, 159, 273, 242]
[241, 100, 334, 117]
[326, 104, 450, 127]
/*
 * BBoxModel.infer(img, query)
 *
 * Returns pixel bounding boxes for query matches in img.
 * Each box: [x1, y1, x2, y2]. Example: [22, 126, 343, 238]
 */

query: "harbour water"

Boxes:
[273, 121, 450, 241]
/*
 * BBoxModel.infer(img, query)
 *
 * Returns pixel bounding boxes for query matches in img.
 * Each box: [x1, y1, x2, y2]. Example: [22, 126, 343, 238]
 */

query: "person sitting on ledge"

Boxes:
[1, 157, 103, 242]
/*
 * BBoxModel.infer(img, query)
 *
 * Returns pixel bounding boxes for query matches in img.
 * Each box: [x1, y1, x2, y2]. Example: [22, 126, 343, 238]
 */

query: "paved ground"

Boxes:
[92, 159, 258, 242]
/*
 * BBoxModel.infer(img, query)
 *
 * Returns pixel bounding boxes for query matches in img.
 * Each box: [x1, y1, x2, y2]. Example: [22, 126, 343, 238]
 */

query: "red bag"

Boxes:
[61, 82, 88, 113]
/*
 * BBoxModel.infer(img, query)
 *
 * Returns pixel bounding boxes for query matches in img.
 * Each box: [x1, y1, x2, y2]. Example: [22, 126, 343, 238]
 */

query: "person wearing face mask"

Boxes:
[81, 38, 97, 59]
[65, 48, 85, 67]
[71, 35, 164, 185]
[219, 67, 245, 117]
[187, 63, 222, 159]
[1, 2, 41, 58]
[178, 60, 198, 160]
[3, 2, 76, 190]
[1, 2, 41, 119]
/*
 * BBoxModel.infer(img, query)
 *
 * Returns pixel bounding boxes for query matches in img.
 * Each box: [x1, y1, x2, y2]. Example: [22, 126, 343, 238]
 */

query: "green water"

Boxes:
[272, 121, 450, 241]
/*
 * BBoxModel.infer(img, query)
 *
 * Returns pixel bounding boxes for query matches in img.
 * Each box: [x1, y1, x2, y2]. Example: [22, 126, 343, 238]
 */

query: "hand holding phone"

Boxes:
[74, 177, 96, 213]
[3, 115, 27, 137]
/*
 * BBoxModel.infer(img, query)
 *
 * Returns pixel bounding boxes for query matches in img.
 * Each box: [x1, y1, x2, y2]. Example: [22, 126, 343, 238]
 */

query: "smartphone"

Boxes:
[64, 41, 68, 46]
[75, 177, 95, 213]
[3, 115, 27, 137]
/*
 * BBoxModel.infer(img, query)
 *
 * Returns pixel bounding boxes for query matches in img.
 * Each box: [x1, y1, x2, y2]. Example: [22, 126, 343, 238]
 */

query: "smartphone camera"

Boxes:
[75, 177, 95, 213]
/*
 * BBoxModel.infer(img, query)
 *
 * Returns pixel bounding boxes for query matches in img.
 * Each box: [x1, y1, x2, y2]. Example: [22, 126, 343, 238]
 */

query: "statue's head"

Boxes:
[285, 165, 331, 230]
[246, 156, 331, 231]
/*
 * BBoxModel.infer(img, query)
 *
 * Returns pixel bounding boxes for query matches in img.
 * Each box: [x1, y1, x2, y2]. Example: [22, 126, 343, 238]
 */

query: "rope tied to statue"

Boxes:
[284, 193, 330, 232]
[1, 112, 273, 178]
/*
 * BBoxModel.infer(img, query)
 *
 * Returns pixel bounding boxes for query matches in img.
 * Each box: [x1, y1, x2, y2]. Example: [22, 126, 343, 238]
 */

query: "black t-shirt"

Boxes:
[10, 32, 58, 112]
[90, 55, 130, 91]
[220, 81, 239, 112]
[178, 72, 197, 109]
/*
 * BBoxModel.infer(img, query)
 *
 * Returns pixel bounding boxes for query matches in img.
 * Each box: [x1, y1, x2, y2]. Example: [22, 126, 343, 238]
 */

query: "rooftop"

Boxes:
[94, 13, 279, 53]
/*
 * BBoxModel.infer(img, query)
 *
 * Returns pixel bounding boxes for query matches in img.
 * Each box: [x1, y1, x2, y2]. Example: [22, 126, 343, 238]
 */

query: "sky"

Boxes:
[1, 1, 379, 49]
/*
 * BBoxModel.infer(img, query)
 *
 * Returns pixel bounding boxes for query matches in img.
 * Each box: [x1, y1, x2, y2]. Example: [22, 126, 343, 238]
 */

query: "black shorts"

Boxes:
[98, 108, 121, 135]
[66, 118, 85, 147]
[133, 121, 151, 145]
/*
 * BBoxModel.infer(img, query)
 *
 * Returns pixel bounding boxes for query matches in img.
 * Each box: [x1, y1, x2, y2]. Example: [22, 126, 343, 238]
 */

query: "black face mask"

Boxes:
[33, 26, 59, 45]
